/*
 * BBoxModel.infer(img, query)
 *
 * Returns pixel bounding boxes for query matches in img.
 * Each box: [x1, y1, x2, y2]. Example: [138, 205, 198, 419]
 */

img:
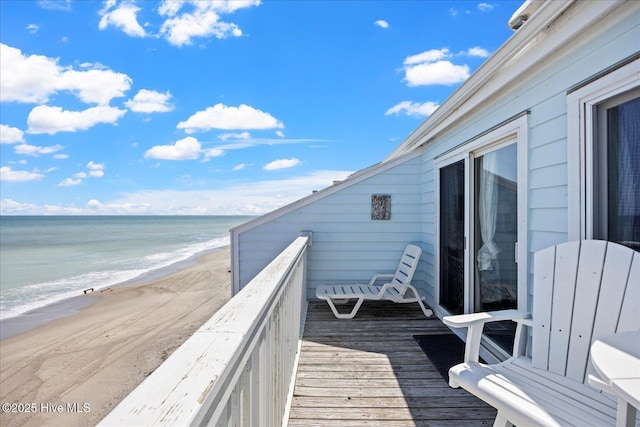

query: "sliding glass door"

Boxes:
[436, 117, 527, 356]
[439, 160, 465, 315]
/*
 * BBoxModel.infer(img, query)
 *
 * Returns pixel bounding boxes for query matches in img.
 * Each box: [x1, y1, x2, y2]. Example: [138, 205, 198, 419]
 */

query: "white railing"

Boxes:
[99, 234, 310, 427]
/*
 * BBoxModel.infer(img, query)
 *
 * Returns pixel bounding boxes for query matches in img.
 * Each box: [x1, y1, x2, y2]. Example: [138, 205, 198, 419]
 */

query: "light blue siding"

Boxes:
[233, 153, 424, 296]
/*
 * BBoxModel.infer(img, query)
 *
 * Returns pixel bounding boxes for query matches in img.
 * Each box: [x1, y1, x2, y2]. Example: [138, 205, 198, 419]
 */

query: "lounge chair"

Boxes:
[316, 244, 433, 319]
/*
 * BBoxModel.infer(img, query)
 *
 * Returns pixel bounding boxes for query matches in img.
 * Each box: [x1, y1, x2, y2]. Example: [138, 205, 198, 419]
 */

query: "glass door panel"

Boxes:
[604, 96, 640, 250]
[474, 144, 518, 350]
[439, 160, 465, 315]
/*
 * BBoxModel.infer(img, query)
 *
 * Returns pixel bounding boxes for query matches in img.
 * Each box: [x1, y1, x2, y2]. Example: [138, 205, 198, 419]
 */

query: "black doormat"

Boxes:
[413, 333, 468, 382]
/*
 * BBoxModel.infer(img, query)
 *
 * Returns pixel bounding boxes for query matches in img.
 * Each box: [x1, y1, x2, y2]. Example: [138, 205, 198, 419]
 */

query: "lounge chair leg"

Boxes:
[325, 297, 365, 319]
[404, 285, 433, 318]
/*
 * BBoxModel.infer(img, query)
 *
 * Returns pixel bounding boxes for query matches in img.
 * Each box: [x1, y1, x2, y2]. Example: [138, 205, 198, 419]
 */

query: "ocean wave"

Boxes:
[0, 236, 229, 320]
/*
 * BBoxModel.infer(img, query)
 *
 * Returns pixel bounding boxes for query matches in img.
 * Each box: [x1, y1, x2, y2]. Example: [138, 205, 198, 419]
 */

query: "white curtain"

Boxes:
[477, 151, 500, 271]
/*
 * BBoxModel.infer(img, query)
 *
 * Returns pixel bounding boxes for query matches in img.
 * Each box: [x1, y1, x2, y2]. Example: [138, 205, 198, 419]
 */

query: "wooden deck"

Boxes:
[287, 301, 496, 427]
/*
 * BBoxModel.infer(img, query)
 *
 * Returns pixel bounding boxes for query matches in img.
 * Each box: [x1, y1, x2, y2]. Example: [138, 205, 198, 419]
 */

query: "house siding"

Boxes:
[417, 2, 639, 311]
[233, 153, 424, 297]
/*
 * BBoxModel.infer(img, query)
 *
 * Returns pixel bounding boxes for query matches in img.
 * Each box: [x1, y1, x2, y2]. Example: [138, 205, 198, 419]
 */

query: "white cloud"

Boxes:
[177, 103, 284, 133]
[58, 177, 82, 186]
[219, 131, 251, 141]
[14, 143, 64, 156]
[276, 130, 285, 137]
[203, 148, 225, 160]
[403, 48, 470, 86]
[463, 46, 490, 58]
[374, 20, 389, 29]
[99, 1, 147, 37]
[0, 169, 356, 215]
[87, 161, 105, 177]
[0, 43, 62, 104]
[125, 89, 174, 113]
[56, 68, 131, 105]
[1, 43, 132, 106]
[232, 163, 246, 171]
[37, 1, 72, 11]
[404, 49, 449, 65]
[385, 101, 439, 118]
[0, 166, 44, 182]
[145, 136, 202, 160]
[214, 137, 325, 151]
[0, 198, 39, 214]
[53, 153, 69, 159]
[0, 124, 25, 143]
[59, 161, 105, 186]
[86, 199, 104, 209]
[158, 0, 260, 46]
[27, 105, 127, 134]
[478, 3, 494, 12]
[263, 158, 301, 171]
[26, 24, 39, 34]
[94, 170, 353, 215]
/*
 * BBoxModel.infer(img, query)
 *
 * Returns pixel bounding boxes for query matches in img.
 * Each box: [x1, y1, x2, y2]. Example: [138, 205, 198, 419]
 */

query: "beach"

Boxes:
[0, 247, 232, 427]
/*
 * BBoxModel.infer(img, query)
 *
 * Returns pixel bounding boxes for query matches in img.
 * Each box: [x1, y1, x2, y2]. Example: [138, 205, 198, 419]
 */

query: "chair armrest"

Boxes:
[368, 274, 394, 286]
[443, 310, 531, 363]
[443, 309, 530, 328]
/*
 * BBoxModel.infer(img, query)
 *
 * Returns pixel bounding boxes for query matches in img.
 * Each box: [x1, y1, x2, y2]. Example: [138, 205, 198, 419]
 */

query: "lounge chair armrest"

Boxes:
[443, 310, 531, 363]
[368, 274, 394, 286]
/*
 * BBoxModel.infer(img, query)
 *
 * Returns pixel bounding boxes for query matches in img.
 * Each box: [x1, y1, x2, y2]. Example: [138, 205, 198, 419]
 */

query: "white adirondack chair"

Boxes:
[443, 240, 639, 427]
[316, 244, 433, 319]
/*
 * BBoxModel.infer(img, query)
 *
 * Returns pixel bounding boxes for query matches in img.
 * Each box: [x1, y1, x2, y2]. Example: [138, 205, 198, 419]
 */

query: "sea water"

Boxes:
[0, 216, 253, 320]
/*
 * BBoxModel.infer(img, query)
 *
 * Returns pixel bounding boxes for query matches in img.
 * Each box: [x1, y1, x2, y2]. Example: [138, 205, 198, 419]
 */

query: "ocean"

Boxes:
[0, 215, 253, 320]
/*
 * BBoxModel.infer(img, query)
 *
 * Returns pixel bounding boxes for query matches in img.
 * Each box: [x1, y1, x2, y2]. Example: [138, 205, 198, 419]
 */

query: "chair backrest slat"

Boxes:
[392, 245, 422, 295]
[531, 240, 639, 385]
[618, 254, 640, 332]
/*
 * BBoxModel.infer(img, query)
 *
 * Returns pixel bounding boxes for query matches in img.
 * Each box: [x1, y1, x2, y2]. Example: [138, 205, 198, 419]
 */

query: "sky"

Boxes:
[0, 0, 523, 215]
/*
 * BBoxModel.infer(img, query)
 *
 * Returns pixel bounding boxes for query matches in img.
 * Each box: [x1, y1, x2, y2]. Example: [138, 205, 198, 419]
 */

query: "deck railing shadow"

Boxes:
[288, 300, 496, 426]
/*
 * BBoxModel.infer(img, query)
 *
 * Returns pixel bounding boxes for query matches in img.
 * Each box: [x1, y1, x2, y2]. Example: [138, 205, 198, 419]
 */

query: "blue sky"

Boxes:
[1, 0, 522, 215]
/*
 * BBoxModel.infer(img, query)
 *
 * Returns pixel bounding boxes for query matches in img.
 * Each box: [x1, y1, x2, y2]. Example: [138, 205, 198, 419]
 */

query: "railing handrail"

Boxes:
[99, 235, 309, 426]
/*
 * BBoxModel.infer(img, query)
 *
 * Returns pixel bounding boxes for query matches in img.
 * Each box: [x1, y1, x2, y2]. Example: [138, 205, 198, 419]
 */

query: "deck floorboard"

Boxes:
[287, 301, 496, 426]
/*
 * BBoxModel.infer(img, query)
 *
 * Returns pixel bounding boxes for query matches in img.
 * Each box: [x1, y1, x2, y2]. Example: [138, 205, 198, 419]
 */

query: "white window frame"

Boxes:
[567, 58, 640, 241]
[434, 115, 529, 318]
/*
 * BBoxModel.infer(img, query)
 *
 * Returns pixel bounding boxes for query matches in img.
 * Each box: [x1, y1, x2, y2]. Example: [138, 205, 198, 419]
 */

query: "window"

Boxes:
[567, 58, 640, 249]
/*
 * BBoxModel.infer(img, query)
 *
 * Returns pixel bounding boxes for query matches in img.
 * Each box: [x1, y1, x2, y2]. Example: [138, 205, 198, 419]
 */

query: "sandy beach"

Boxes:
[0, 247, 231, 427]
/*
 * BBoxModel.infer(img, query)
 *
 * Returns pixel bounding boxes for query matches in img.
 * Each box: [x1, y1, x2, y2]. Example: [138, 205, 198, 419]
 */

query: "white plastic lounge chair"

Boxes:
[316, 244, 433, 319]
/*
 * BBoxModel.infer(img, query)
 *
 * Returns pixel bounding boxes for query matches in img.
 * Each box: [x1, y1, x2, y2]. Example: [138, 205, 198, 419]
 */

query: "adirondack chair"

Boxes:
[316, 244, 433, 319]
[444, 240, 639, 427]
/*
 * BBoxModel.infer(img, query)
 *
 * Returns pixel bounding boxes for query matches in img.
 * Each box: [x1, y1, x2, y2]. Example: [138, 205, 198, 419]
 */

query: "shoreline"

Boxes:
[0, 245, 227, 340]
[0, 246, 232, 427]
